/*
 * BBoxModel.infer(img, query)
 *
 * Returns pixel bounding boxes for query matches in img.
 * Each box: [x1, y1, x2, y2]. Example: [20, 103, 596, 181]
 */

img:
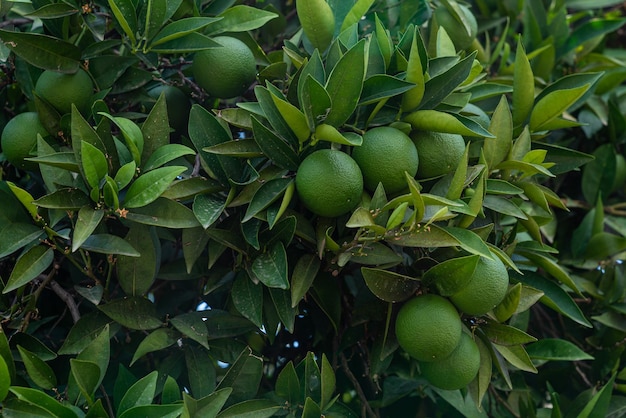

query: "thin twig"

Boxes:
[0, 18, 32, 28]
[49, 280, 81, 323]
[340, 353, 378, 418]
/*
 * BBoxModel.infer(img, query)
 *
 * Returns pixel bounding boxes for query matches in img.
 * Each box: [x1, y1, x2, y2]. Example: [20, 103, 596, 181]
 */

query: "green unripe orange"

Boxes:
[1, 112, 48, 171]
[450, 255, 509, 316]
[192, 36, 257, 99]
[35, 68, 94, 115]
[395, 294, 462, 362]
[351, 126, 419, 194]
[295, 149, 363, 217]
[420, 332, 480, 390]
[411, 130, 465, 179]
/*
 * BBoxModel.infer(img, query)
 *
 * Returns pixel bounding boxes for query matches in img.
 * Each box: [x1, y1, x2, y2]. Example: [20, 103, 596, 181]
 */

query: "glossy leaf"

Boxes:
[119, 404, 182, 418]
[142, 144, 195, 172]
[72, 206, 105, 252]
[98, 297, 162, 330]
[204, 140, 263, 157]
[0, 356, 9, 402]
[481, 321, 538, 346]
[216, 346, 264, 406]
[17, 346, 57, 390]
[493, 344, 537, 373]
[9, 387, 77, 418]
[124, 166, 186, 208]
[131, 328, 178, 365]
[529, 84, 590, 132]
[251, 242, 289, 289]
[424, 254, 480, 296]
[0, 29, 80, 72]
[512, 40, 534, 127]
[204, 5, 278, 35]
[419, 51, 476, 110]
[3, 246, 53, 294]
[151, 17, 221, 46]
[216, 399, 281, 418]
[117, 224, 158, 295]
[184, 345, 216, 399]
[125, 198, 201, 228]
[6, 182, 38, 221]
[70, 359, 101, 403]
[300, 74, 332, 130]
[182, 388, 232, 418]
[117, 371, 158, 416]
[271, 93, 310, 143]
[405, 110, 495, 137]
[231, 273, 263, 328]
[275, 361, 300, 405]
[325, 40, 366, 127]
[360, 74, 415, 105]
[361, 267, 419, 302]
[493, 282, 522, 322]
[401, 29, 425, 112]
[291, 254, 321, 308]
[107, 0, 138, 45]
[484, 96, 513, 169]
[170, 312, 209, 351]
[251, 116, 299, 171]
[525, 338, 594, 361]
[243, 177, 293, 222]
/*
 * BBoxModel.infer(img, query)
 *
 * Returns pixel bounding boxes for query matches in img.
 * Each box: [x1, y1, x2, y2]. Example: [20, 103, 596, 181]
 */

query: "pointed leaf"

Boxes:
[251, 117, 299, 171]
[131, 328, 178, 365]
[361, 267, 419, 302]
[405, 110, 495, 137]
[216, 347, 264, 406]
[193, 194, 227, 229]
[81, 234, 140, 257]
[424, 254, 480, 296]
[243, 177, 293, 222]
[124, 166, 186, 208]
[251, 242, 289, 289]
[125, 198, 201, 228]
[3, 246, 53, 294]
[70, 359, 101, 402]
[117, 224, 158, 295]
[98, 297, 162, 330]
[117, 371, 158, 415]
[0, 29, 80, 72]
[530, 84, 590, 132]
[72, 206, 105, 252]
[171, 312, 209, 351]
[525, 338, 594, 361]
[291, 254, 321, 308]
[17, 346, 57, 390]
[231, 273, 263, 328]
[142, 144, 195, 172]
[325, 40, 366, 127]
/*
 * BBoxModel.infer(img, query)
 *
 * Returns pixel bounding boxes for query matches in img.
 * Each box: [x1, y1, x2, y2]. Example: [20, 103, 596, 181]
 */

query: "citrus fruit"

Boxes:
[411, 130, 465, 179]
[351, 126, 419, 194]
[420, 331, 480, 390]
[192, 36, 257, 99]
[450, 255, 509, 316]
[395, 294, 462, 362]
[295, 149, 363, 217]
[1, 112, 48, 171]
[434, 3, 477, 50]
[147, 84, 191, 134]
[34, 68, 93, 115]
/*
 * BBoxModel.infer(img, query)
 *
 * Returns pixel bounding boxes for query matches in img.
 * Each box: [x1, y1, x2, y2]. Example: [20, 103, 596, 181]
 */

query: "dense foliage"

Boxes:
[1, 0, 626, 417]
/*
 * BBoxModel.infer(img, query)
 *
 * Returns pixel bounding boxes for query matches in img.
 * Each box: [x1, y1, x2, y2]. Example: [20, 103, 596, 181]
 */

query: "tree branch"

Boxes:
[49, 280, 81, 323]
[340, 352, 378, 418]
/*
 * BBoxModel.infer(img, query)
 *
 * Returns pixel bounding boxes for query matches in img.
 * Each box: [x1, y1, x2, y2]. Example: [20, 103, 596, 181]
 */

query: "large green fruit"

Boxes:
[1, 112, 48, 171]
[34, 68, 94, 115]
[192, 36, 257, 99]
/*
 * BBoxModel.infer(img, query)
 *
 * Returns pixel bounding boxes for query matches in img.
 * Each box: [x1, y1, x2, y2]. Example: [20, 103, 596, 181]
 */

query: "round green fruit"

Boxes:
[192, 36, 257, 99]
[1, 112, 48, 171]
[35, 68, 93, 115]
[420, 332, 480, 390]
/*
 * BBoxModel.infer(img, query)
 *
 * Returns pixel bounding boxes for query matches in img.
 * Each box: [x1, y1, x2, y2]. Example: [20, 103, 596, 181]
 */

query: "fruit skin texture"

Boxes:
[295, 149, 363, 217]
[411, 130, 465, 179]
[35, 68, 93, 115]
[450, 255, 509, 316]
[192, 36, 257, 99]
[434, 4, 478, 50]
[351, 126, 419, 194]
[395, 294, 462, 362]
[1, 112, 48, 170]
[419, 332, 481, 390]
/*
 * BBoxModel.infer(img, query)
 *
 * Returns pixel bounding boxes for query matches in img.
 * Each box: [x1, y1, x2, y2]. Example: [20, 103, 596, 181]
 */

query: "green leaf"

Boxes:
[193, 194, 227, 229]
[484, 96, 513, 169]
[404, 110, 495, 137]
[325, 40, 366, 127]
[251, 116, 299, 171]
[0, 356, 10, 402]
[0, 29, 80, 72]
[530, 84, 590, 132]
[300, 75, 332, 130]
[251, 242, 289, 289]
[27, 151, 79, 172]
[320, 353, 336, 408]
[231, 272, 263, 328]
[243, 177, 293, 222]
[81, 234, 140, 257]
[150, 17, 221, 46]
[59, 312, 117, 355]
[143, 0, 167, 42]
[72, 206, 105, 252]
[512, 40, 534, 127]
[582, 144, 616, 204]
[117, 370, 158, 416]
[142, 144, 195, 172]
[81, 142, 109, 192]
[275, 361, 300, 406]
[125, 198, 201, 228]
[17, 346, 57, 390]
[493, 282, 522, 322]
[115, 161, 136, 190]
[107, 0, 138, 45]
[124, 166, 186, 208]
[6, 182, 38, 221]
[585, 232, 626, 260]
[204, 5, 278, 36]
[216, 346, 264, 406]
[98, 297, 162, 330]
[216, 399, 281, 418]
[560, 18, 626, 57]
[117, 224, 159, 295]
[119, 404, 183, 418]
[303, 398, 322, 418]
[27, 3, 79, 19]
[185, 345, 216, 399]
[525, 338, 594, 361]
[204, 140, 263, 157]
[269, 287, 297, 333]
[517, 250, 580, 295]
[290, 254, 320, 308]
[424, 254, 480, 296]
[419, 51, 476, 110]
[493, 344, 537, 373]
[170, 312, 209, 351]
[481, 321, 537, 346]
[341, 0, 375, 32]
[314, 124, 362, 146]
[182, 388, 232, 418]
[270, 93, 310, 143]
[360, 74, 415, 105]
[3, 246, 53, 294]
[99, 113, 144, 165]
[575, 372, 616, 418]
[9, 387, 78, 418]
[70, 359, 101, 403]
[361, 267, 419, 302]
[131, 328, 178, 365]
[0, 222, 42, 260]
[511, 270, 591, 328]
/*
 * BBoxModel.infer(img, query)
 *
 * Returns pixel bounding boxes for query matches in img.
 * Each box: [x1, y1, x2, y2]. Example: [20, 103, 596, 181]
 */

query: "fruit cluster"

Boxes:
[395, 256, 509, 390]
